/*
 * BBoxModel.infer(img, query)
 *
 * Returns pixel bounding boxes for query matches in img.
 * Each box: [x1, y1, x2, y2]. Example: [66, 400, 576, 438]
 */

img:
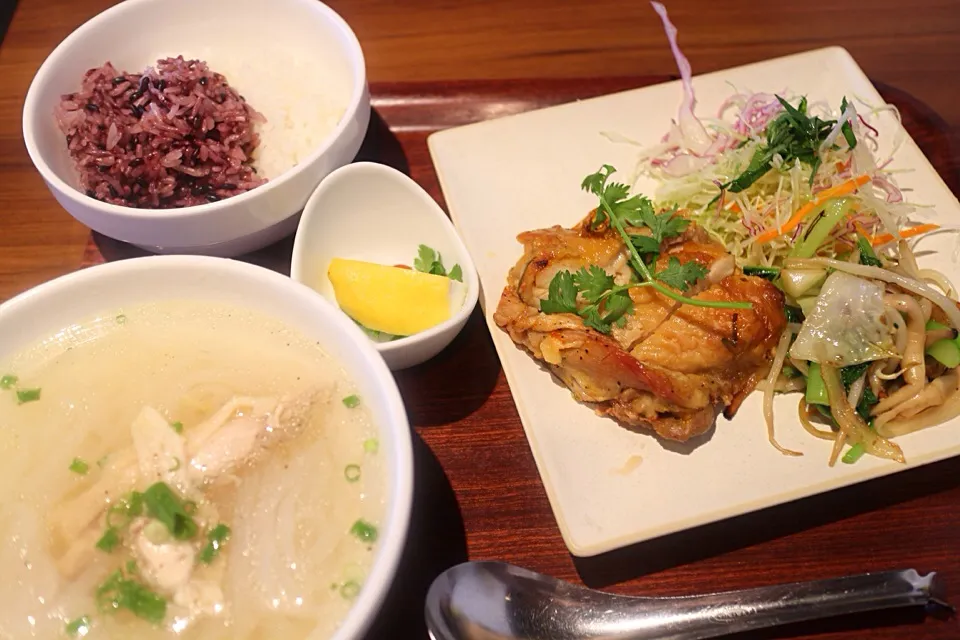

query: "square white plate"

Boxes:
[427, 46, 960, 557]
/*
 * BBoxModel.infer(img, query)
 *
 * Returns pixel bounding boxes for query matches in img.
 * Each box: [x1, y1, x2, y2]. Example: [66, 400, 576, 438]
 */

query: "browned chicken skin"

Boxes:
[493, 211, 786, 442]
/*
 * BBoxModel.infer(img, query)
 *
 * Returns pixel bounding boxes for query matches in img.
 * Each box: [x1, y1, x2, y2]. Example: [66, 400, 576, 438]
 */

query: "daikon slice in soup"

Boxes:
[0, 300, 386, 639]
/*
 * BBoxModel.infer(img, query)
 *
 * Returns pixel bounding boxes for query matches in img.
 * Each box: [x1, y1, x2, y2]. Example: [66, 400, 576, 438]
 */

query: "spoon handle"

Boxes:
[621, 568, 946, 639]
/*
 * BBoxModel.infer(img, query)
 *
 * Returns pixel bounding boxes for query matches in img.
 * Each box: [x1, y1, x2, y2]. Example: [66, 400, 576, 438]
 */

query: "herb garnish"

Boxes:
[169, 420, 183, 434]
[0, 374, 17, 390]
[95, 567, 166, 624]
[16, 388, 41, 404]
[198, 523, 231, 564]
[342, 394, 361, 408]
[142, 482, 197, 540]
[655, 257, 709, 291]
[539, 166, 750, 334]
[414, 244, 462, 282]
[349, 518, 379, 543]
[64, 615, 91, 637]
[69, 457, 90, 475]
[723, 95, 856, 193]
[95, 527, 120, 553]
[344, 463, 362, 482]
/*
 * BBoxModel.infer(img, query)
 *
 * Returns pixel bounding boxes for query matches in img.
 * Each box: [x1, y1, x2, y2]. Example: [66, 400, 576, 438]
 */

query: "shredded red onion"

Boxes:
[872, 175, 904, 203]
[651, 2, 712, 155]
[858, 114, 880, 138]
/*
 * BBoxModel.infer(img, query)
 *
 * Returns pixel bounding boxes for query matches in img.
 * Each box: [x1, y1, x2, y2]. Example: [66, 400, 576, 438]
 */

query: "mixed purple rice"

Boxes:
[55, 56, 267, 208]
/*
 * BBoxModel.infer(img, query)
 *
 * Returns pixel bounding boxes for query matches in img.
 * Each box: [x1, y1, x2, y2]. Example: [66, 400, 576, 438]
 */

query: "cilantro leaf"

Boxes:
[414, 244, 441, 274]
[630, 234, 661, 256]
[581, 164, 616, 198]
[573, 265, 613, 304]
[579, 306, 608, 333]
[540, 270, 578, 314]
[413, 244, 465, 281]
[609, 193, 654, 227]
[601, 290, 633, 325]
[654, 257, 707, 292]
[642, 208, 690, 244]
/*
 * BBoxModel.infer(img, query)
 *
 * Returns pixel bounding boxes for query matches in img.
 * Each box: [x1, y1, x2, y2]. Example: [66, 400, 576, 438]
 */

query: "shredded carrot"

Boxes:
[752, 174, 872, 244]
[869, 223, 940, 247]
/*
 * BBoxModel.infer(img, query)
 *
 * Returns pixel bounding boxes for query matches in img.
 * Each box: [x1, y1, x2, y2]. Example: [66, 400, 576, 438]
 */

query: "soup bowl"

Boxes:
[22, 0, 369, 257]
[0, 256, 412, 639]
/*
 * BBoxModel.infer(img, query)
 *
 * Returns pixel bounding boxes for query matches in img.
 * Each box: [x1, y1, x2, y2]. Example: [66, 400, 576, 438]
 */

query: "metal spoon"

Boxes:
[425, 561, 950, 640]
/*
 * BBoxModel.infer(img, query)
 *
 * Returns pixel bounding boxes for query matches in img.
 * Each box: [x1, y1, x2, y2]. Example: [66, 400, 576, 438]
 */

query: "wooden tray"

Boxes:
[81, 78, 960, 640]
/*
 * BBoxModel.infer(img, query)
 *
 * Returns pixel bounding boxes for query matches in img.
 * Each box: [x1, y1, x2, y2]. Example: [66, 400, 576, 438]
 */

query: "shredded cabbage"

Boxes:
[628, 2, 929, 270]
[789, 271, 894, 365]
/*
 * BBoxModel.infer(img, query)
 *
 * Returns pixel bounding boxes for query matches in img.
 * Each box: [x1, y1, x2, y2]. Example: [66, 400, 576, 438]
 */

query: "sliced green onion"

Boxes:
[349, 519, 378, 543]
[342, 395, 360, 408]
[198, 523, 231, 564]
[69, 457, 90, 475]
[95, 527, 120, 553]
[106, 491, 144, 529]
[805, 362, 829, 406]
[115, 314, 127, 324]
[449, 264, 463, 282]
[143, 520, 171, 545]
[168, 457, 181, 472]
[363, 438, 379, 454]
[842, 442, 866, 464]
[0, 374, 17, 390]
[65, 615, 91, 637]
[344, 464, 361, 482]
[170, 421, 183, 434]
[142, 482, 197, 540]
[339, 580, 361, 600]
[16, 388, 41, 404]
[95, 569, 166, 624]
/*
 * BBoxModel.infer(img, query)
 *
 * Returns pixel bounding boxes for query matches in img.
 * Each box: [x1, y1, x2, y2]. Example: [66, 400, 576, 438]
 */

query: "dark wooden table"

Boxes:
[3, 2, 960, 639]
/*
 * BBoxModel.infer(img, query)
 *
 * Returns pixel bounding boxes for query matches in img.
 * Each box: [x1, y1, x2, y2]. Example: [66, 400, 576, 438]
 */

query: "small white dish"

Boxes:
[22, 0, 369, 257]
[427, 46, 960, 557]
[290, 162, 480, 370]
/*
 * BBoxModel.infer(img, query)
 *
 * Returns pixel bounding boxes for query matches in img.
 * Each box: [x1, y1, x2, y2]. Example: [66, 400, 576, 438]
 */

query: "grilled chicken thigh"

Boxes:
[493, 211, 786, 441]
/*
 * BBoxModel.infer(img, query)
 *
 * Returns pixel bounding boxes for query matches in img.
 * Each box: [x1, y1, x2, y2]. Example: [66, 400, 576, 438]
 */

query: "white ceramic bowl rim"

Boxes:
[293, 161, 481, 356]
[0, 256, 413, 640]
[21, 0, 368, 221]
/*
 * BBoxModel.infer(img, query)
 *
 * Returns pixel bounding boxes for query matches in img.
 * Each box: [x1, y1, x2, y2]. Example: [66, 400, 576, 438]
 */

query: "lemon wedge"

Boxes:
[327, 258, 463, 336]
